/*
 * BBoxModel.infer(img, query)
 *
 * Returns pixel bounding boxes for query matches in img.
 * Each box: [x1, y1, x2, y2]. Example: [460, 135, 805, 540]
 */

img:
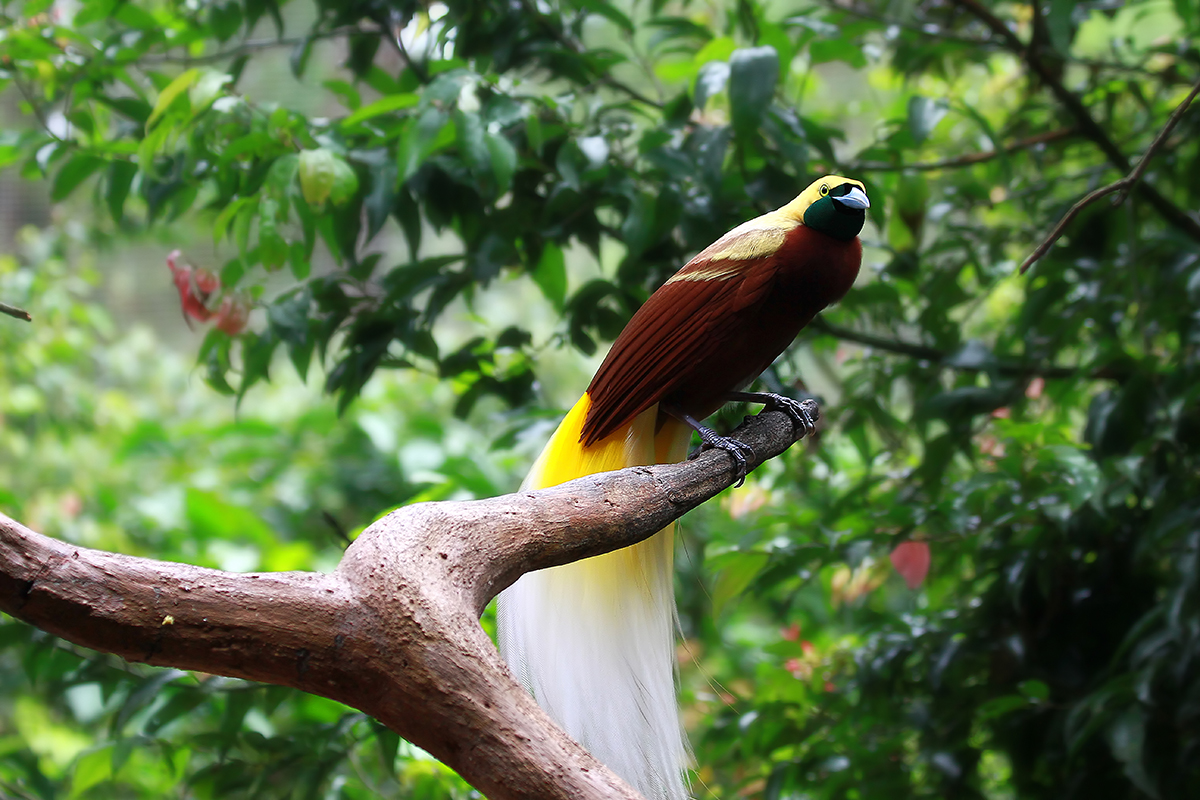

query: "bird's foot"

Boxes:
[727, 391, 819, 438]
[665, 407, 756, 487]
[693, 429, 756, 487]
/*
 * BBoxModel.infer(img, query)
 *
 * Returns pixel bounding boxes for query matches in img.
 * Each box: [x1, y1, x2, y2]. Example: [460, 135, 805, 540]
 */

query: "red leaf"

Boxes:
[193, 268, 220, 294]
[214, 296, 249, 335]
[890, 541, 930, 589]
[167, 250, 215, 322]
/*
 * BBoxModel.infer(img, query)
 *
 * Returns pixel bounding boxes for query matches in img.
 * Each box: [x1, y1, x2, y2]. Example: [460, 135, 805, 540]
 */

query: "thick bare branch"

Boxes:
[0, 406, 814, 800]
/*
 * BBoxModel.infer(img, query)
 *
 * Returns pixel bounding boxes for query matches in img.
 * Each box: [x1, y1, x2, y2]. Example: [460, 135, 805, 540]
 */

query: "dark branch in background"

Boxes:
[1020, 77, 1200, 273]
[829, 0, 1190, 82]
[813, 317, 1089, 380]
[142, 28, 362, 65]
[12, 74, 58, 141]
[850, 128, 1076, 173]
[515, 0, 664, 109]
[825, 1, 992, 46]
[0, 408, 815, 800]
[947, 0, 1200, 244]
[0, 301, 32, 322]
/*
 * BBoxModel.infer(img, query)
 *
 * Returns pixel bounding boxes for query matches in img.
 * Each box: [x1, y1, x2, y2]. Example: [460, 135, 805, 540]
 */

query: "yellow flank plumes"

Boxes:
[498, 394, 694, 800]
[521, 394, 691, 598]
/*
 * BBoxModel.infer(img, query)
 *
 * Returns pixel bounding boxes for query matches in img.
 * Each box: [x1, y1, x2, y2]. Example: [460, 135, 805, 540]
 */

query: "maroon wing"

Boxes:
[580, 257, 779, 445]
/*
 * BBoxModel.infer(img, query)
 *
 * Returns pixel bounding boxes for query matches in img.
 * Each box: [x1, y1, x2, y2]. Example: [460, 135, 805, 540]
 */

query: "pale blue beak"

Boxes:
[834, 186, 871, 210]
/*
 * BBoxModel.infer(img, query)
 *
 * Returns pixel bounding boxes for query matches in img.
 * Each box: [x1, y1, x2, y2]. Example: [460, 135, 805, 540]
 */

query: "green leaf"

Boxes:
[729, 47, 778, 136]
[106, 160, 137, 222]
[189, 69, 230, 113]
[976, 694, 1029, 720]
[210, 1, 243, 42]
[533, 243, 567, 311]
[375, 724, 401, 775]
[1107, 709, 1160, 798]
[572, 0, 634, 32]
[485, 132, 518, 195]
[266, 153, 299, 197]
[364, 161, 397, 240]
[1019, 679, 1050, 702]
[71, 745, 114, 797]
[328, 158, 360, 206]
[456, 110, 489, 176]
[290, 35, 313, 79]
[52, 154, 104, 201]
[260, 230, 288, 271]
[693, 60, 730, 110]
[213, 197, 252, 243]
[712, 552, 769, 617]
[147, 69, 199, 128]
[1045, 0, 1075, 53]
[908, 95, 949, 145]
[340, 93, 419, 128]
[112, 669, 189, 734]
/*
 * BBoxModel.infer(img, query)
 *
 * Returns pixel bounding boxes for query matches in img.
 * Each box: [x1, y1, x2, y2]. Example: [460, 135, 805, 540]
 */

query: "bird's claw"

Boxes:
[727, 391, 820, 438]
[697, 433, 756, 487]
[763, 395, 819, 438]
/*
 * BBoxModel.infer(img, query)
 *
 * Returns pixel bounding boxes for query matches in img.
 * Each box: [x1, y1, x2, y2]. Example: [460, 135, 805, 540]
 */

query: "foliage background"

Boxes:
[2, 0, 1199, 798]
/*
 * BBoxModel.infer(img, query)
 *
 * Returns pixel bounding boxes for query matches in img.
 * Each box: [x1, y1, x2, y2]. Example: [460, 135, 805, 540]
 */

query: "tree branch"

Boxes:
[948, 0, 1200, 244]
[0, 300, 32, 322]
[1020, 77, 1200, 273]
[812, 318, 1086, 380]
[0, 406, 815, 800]
[850, 128, 1076, 173]
[142, 28, 362, 65]
[516, 0, 664, 109]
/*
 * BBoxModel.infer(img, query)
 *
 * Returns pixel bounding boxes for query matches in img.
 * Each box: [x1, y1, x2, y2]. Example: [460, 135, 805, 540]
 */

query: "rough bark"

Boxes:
[0, 403, 816, 800]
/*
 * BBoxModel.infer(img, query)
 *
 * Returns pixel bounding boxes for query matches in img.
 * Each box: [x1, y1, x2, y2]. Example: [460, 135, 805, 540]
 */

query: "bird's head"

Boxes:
[782, 175, 870, 242]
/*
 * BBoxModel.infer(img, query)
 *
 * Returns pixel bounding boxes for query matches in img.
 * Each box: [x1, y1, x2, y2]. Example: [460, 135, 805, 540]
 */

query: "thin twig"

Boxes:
[812, 318, 1085, 380]
[12, 74, 58, 140]
[1020, 78, 1200, 273]
[812, 318, 942, 361]
[0, 301, 32, 322]
[824, 1, 992, 46]
[948, 0, 1200, 245]
[1110, 78, 1200, 205]
[851, 128, 1076, 172]
[516, 0, 664, 109]
[829, 0, 1189, 82]
[142, 28, 361, 65]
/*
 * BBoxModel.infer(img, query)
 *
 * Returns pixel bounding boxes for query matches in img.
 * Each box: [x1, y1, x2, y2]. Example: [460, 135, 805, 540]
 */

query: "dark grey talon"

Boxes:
[696, 431, 755, 487]
[727, 391, 819, 438]
[665, 406, 757, 486]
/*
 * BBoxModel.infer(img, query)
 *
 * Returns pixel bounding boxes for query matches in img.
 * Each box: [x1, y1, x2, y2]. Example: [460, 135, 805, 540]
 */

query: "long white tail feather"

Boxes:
[497, 401, 691, 800]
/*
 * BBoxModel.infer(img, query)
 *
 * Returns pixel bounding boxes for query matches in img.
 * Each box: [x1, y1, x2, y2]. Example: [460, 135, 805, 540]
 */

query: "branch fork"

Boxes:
[0, 405, 816, 800]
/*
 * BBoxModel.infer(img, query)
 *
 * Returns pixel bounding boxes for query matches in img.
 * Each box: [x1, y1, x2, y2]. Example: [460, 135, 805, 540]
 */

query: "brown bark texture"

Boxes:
[0, 403, 816, 800]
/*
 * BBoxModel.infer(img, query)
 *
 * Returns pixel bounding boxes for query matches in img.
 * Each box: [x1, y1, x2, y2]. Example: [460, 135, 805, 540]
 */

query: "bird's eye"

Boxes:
[820, 184, 830, 196]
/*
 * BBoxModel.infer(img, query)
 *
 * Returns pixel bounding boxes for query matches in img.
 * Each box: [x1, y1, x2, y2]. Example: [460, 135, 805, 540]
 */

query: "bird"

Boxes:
[497, 175, 869, 800]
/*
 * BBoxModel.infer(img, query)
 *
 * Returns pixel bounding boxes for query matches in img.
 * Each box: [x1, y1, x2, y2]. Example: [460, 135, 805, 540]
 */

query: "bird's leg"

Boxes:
[662, 407, 756, 487]
[726, 391, 820, 438]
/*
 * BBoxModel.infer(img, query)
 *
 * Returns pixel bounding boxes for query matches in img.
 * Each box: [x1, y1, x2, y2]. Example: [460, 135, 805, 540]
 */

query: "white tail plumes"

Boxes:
[497, 396, 692, 800]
